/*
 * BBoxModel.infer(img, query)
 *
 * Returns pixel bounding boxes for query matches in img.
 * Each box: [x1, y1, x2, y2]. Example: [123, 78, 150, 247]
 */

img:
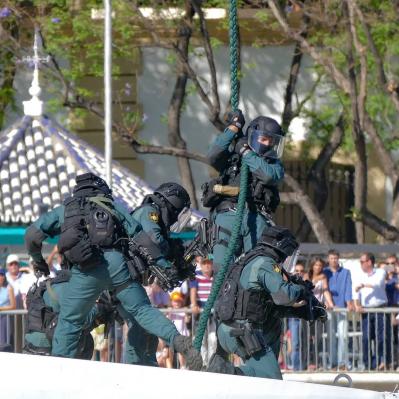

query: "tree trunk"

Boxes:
[279, 13, 332, 243]
[296, 115, 345, 241]
[345, 0, 367, 243]
[167, 1, 198, 208]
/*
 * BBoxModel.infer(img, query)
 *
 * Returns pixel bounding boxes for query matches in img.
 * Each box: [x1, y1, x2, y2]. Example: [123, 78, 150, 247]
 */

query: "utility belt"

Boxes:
[227, 321, 265, 359]
[213, 197, 274, 216]
[213, 199, 260, 214]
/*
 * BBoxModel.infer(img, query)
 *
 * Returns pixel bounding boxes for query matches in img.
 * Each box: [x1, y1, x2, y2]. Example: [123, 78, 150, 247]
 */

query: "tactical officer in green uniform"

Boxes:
[23, 270, 113, 359]
[24, 173, 202, 370]
[121, 182, 192, 366]
[130, 182, 191, 285]
[131, 182, 190, 264]
[203, 111, 285, 274]
[207, 225, 327, 379]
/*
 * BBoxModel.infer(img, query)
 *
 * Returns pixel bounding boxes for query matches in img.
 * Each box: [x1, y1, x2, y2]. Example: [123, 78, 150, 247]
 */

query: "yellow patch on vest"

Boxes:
[273, 264, 281, 273]
[149, 212, 159, 223]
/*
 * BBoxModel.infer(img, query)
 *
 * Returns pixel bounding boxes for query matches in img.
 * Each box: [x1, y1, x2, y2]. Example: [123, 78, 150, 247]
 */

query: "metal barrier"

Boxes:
[281, 308, 399, 372]
[0, 310, 27, 353]
[1, 307, 398, 372]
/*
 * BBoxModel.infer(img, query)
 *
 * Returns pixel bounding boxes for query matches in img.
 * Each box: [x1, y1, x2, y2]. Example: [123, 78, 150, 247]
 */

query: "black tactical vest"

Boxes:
[214, 248, 274, 325]
[202, 151, 280, 212]
[25, 271, 71, 340]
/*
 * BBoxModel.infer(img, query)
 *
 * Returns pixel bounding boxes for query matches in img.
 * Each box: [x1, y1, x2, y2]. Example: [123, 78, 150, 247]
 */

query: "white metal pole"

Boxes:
[104, 0, 112, 188]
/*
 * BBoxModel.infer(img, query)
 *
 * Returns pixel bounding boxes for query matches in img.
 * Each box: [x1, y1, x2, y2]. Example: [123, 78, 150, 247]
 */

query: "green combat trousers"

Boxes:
[52, 251, 179, 358]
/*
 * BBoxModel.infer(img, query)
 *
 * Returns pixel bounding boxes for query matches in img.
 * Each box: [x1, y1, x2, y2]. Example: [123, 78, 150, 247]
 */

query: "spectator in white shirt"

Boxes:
[5, 255, 29, 309]
[354, 253, 391, 370]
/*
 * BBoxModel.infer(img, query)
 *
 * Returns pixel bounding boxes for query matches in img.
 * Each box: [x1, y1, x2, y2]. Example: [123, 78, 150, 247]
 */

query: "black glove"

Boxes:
[225, 109, 245, 130]
[32, 259, 50, 277]
[234, 137, 250, 156]
[64, 238, 93, 264]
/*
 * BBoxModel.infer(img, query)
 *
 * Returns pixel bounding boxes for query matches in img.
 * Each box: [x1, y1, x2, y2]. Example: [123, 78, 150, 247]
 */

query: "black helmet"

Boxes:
[154, 182, 191, 213]
[259, 225, 298, 263]
[73, 172, 112, 197]
[153, 182, 191, 213]
[246, 116, 285, 158]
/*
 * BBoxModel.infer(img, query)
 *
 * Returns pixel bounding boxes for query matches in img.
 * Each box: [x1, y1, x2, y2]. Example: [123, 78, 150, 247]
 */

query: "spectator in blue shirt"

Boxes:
[324, 249, 354, 370]
[384, 255, 399, 307]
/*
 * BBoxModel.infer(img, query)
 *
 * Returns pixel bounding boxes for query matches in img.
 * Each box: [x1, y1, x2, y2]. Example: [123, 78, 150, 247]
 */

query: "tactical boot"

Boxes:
[207, 354, 243, 375]
[172, 336, 203, 371]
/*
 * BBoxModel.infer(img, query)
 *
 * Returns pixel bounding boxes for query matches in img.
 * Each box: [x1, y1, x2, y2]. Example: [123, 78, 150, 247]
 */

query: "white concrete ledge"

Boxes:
[1, 353, 395, 399]
[284, 372, 399, 393]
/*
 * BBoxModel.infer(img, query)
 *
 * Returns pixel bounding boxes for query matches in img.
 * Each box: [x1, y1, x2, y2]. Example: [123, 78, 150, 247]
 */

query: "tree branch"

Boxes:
[268, 0, 399, 186]
[167, 1, 198, 207]
[347, 0, 367, 128]
[283, 173, 333, 243]
[352, 0, 399, 113]
[281, 12, 309, 131]
[65, 90, 209, 165]
[266, 0, 351, 94]
[132, 142, 208, 163]
[191, 0, 221, 119]
[361, 208, 399, 242]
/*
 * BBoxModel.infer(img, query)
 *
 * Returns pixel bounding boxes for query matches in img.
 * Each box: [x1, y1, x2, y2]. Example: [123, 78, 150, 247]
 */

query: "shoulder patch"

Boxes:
[148, 212, 159, 223]
[273, 264, 281, 273]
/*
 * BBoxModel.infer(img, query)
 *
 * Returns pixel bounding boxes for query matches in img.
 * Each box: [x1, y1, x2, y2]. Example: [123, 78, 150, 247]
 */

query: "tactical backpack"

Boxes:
[214, 248, 274, 325]
[59, 195, 122, 265]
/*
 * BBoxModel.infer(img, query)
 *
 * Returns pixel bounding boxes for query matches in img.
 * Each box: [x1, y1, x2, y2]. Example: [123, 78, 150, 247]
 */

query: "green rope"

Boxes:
[193, 0, 249, 352]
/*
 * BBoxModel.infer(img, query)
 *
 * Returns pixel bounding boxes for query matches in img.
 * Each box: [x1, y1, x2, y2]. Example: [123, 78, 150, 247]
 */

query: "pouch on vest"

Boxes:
[25, 284, 57, 336]
[201, 177, 224, 208]
[86, 197, 116, 247]
[59, 197, 87, 253]
[60, 195, 121, 265]
[214, 267, 241, 322]
[43, 309, 58, 341]
[25, 284, 47, 333]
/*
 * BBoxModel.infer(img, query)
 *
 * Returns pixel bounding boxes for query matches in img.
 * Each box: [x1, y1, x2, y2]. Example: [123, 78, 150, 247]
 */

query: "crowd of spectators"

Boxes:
[283, 250, 399, 372]
[1, 246, 399, 372]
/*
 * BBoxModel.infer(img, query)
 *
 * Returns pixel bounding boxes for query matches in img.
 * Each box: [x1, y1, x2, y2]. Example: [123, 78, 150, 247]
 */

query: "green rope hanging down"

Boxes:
[193, 0, 249, 352]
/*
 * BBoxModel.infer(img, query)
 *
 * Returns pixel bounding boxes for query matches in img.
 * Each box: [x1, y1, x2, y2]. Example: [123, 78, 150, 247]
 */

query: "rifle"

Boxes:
[280, 270, 328, 323]
[158, 217, 212, 289]
[179, 218, 212, 266]
[126, 218, 211, 292]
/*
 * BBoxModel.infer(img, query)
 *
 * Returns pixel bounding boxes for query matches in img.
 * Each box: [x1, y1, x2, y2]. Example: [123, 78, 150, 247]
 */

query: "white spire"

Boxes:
[23, 27, 50, 117]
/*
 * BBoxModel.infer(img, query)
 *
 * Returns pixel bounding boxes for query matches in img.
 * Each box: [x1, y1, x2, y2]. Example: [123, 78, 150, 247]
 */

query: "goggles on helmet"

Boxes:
[170, 207, 192, 233]
[248, 129, 285, 159]
[282, 249, 301, 273]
